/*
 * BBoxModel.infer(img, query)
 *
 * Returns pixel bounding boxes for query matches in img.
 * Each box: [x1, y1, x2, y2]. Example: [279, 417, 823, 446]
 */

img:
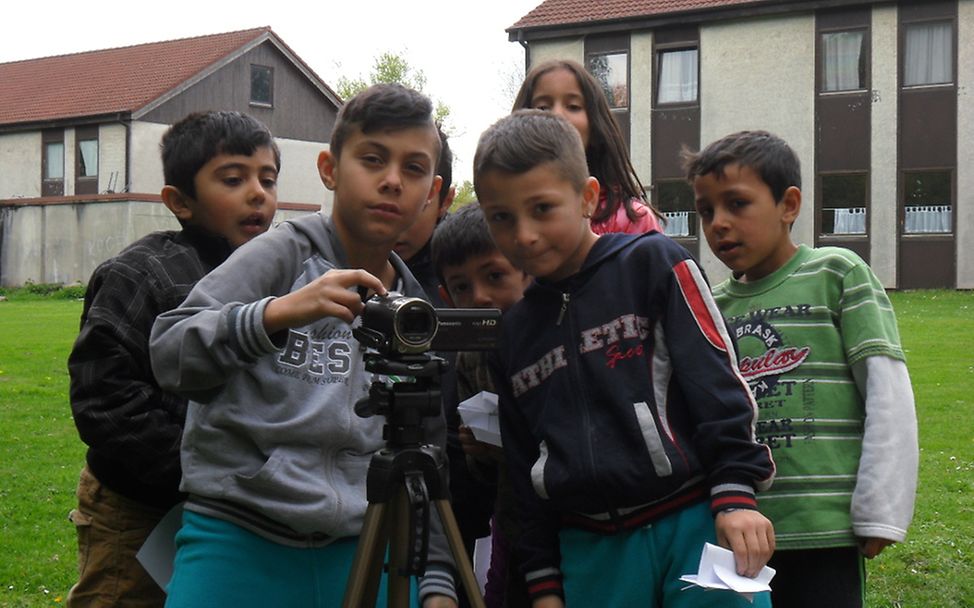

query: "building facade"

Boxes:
[0, 28, 341, 287]
[509, 0, 972, 288]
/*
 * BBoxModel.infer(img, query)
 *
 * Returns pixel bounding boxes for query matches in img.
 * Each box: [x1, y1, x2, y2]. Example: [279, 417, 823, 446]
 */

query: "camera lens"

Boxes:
[397, 302, 436, 347]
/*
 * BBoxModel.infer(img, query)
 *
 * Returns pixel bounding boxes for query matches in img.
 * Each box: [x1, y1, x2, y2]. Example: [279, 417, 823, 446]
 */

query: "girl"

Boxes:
[513, 59, 664, 235]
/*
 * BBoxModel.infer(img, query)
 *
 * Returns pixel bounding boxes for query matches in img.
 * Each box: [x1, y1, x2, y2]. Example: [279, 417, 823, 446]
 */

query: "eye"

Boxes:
[222, 176, 243, 186]
[487, 270, 508, 283]
[533, 103, 551, 111]
[405, 162, 429, 176]
[261, 177, 278, 189]
[696, 205, 713, 221]
[449, 281, 469, 294]
[731, 199, 749, 210]
[486, 210, 512, 224]
[532, 202, 553, 216]
[361, 154, 383, 167]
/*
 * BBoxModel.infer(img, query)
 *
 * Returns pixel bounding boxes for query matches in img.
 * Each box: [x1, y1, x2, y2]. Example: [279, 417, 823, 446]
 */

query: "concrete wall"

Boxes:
[128, 121, 170, 195]
[870, 4, 900, 288]
[0, 132, 40, 198]
[630, 31, 654, 185]
[958, 0, 974, 288]
[0, 198, 317, 286]
[528, 38, 584, 66]
[698, 13, 817, 283]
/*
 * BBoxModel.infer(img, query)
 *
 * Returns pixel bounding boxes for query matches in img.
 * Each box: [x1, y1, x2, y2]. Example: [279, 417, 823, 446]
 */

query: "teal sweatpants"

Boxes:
[559, 501, 772, 607]
[165, 510, 417, 608]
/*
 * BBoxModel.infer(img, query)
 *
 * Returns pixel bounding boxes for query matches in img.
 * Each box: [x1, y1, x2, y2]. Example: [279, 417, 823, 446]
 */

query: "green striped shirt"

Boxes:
[713, 245, 904, 549]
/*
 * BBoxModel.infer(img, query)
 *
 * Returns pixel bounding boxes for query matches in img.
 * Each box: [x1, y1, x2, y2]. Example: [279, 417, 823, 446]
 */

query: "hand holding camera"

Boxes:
[264, 268, 387, 334]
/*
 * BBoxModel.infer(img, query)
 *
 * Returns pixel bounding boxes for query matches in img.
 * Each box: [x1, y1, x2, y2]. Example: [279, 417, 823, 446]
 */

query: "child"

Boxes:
[685, 130, 918, 608]
[149, 84, 457, 608]
[396, 125, 456, 306]
[66, 110, 279, 607]
[430, 202, 533, 608]
[513, 59, 663, 235]
[474, 109, 776, 608]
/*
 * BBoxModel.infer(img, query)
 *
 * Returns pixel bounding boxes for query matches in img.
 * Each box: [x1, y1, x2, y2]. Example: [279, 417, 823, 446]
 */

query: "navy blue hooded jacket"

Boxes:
[490, 232, 775, 601]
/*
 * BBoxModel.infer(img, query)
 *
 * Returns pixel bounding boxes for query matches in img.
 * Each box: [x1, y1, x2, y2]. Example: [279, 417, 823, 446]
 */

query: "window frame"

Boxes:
[655, 44, 699, 106]
[901, 169, 954, 236]
[818, 172, 870, 238]
[75, 125, 99, 195]
[818, 28, 870, 94]
[654, 179, 697, 239]
[585, 50, 630, 110]
[901, 19, 955, 89]
[250, 64, 275, 107]
[41, 129, 65, 197]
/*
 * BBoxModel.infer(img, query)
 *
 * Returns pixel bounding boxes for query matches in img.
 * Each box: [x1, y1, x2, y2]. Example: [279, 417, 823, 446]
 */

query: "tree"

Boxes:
[337, 51, 450, 127]
[451, 180, 477, 209]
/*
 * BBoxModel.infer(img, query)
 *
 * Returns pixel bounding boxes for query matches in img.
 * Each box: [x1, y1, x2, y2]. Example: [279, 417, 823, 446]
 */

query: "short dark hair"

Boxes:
[161, 111, 280, 200]
[430, 202, 498, 288]
[473, 110, 587, 197]
[683, 130, 801, 202]
[330, 83, 439, 161]
[436, 125, 453, 204]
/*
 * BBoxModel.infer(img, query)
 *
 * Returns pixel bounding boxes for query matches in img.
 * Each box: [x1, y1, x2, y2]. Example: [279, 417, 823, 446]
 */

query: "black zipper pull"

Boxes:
[556, 292, 570, 326]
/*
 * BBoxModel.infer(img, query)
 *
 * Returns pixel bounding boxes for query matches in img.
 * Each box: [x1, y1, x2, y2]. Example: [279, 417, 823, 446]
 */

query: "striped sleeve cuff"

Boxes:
[227, 296, 280, 361]
[525, 567, 563, 603]
[418, 566, 457, 604]
[710, 482, 758, 515]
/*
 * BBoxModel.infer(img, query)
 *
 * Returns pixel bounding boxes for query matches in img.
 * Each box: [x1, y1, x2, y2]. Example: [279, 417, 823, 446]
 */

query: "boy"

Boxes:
[396, 125, 456, 306]
[473, 109, 776, 608]
[149, 84, 457, 608]
[686, 130, 918, 608]
[430, 202, 532, 608]
[67, 110, 279, 607]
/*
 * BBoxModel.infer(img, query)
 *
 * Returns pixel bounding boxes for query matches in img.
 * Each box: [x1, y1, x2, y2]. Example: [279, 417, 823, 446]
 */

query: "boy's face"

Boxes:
[693, 163, 800, 282]
[479, 163, 599, 283]
[439, 251, 531, 312]
[174, 147, 279, 248]
[318, 125, 441, 255]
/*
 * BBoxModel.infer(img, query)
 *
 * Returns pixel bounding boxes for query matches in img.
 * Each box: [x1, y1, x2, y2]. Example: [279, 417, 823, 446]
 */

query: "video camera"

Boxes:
[353, 292, 501, 357]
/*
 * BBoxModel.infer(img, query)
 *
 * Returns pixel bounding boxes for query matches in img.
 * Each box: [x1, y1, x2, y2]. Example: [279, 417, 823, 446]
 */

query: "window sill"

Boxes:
[249, 102, 274, 109]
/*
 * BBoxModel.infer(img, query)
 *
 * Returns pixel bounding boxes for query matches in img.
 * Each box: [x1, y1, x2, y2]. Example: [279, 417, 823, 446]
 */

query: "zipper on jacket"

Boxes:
[556, 292, 570, 326]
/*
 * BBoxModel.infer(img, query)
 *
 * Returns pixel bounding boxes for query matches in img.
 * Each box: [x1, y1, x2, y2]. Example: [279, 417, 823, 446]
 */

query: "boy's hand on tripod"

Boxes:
[263, 269, 386, 333]
[422, 594, 457, 608]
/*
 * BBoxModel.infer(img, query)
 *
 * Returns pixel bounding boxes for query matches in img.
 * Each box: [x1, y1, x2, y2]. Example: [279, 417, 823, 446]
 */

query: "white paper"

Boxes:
[679, 542, 775, 602]
[136, 502, 184, 592]
[457, 391, 502, 447]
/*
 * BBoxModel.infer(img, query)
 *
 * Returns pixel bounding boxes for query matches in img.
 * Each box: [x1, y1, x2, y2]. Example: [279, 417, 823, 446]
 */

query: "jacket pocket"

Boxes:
[633, 401, 673, 477]
[530, 440, 550, 499]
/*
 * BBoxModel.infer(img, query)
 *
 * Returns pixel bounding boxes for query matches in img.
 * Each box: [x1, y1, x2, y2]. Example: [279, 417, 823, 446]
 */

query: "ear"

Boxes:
[318, 150, 338, 191]
[427, 175, 443, 208]
[438, 285, 456, 308]
[780, 186, 802, 225]
[438, 186, 456, 218]
[161, 185, 194, 221]
[582, 176, 600, 218]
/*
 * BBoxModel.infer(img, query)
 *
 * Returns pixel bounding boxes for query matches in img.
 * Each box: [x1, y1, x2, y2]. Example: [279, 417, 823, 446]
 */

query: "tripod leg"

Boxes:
[386, 488, 414, 607]
[433, 499, 486, 608]
[343, 502, 389, 608]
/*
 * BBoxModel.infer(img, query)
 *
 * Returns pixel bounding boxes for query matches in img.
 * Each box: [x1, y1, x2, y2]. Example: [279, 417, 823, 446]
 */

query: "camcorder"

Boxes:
[353, 291, 501, 357]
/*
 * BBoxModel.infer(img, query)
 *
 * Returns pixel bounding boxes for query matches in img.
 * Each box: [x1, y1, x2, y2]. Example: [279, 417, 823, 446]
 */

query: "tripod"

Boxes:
[342, 353, 486, 608]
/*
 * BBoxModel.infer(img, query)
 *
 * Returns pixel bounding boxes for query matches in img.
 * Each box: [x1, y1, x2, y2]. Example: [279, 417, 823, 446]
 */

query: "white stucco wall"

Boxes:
[99, 123, 128, 194]
[870, 5, 900, 288]
[63, 129, 76, 195]
[527, 38, 584, 67]
[276, 137, 332, 211]
[698, 13, 817, 283]
[958, 0, 974, 288]
[0, 132, 41, 199]
[128, 121, 170, 195]
[630, 31, 654, 185]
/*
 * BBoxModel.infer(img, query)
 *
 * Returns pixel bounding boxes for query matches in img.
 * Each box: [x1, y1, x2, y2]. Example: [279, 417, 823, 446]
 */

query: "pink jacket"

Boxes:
[591, 197, 662, 235]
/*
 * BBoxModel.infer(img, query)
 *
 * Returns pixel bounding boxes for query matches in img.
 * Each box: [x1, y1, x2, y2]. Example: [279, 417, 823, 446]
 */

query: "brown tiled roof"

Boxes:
[509, 0, 774, 31]
[0, 27, 271, 126]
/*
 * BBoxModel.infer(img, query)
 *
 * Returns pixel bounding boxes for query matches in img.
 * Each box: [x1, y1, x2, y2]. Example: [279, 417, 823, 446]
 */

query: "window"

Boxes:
[44, 142, 64, 179]
[904, 21, 953, 86]
[78, 140, 98, 177]
[656, 180, 696, 237]
[250, 64, 274, 106]
[821, 31, 866, 92]
[657, 48, 698, 104]
[587, 52, 628, 108]
[820, 174, 867, 235]
[904, 171, 952, 234]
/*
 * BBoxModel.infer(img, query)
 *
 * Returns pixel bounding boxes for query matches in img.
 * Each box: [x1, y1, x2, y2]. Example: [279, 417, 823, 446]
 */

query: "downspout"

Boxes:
[516, 30, 530, 71]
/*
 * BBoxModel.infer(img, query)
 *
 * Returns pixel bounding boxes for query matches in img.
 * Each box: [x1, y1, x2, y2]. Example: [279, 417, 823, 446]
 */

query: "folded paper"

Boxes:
[457, 391, 502, 447]
[679, 542, 775, 602]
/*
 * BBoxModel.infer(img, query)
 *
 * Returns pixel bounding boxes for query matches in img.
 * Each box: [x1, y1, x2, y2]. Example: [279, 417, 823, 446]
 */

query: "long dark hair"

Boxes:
[513, 59, 662, 224]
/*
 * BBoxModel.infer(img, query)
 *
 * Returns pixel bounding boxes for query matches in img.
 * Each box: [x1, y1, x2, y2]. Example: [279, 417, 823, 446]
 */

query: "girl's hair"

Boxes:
[513, 59, 662, 224]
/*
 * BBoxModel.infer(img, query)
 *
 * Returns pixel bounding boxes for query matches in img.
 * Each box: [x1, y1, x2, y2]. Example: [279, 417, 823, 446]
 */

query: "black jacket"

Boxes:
[490, 232, 775, 600]
[69, 227, 232, 508]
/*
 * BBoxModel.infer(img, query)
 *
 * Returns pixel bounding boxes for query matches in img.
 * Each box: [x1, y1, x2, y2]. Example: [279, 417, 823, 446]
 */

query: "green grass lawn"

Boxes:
[0, 290, 971, 607]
